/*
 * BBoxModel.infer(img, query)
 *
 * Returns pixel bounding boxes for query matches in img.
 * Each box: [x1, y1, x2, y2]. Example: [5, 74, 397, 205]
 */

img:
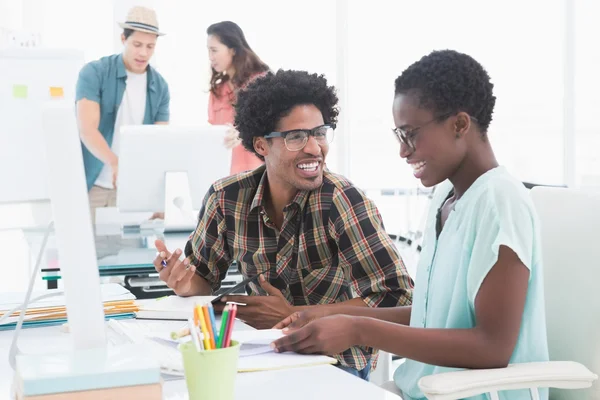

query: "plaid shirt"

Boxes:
[185, 165, 413, 369]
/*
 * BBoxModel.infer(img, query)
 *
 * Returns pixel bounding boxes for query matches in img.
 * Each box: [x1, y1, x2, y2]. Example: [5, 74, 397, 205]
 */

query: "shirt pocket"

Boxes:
[300, 228, 334, 275]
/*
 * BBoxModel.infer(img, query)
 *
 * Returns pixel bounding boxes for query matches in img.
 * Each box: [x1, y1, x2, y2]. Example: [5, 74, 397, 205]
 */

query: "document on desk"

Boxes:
[234, 329, 337, 371]
[110, 321, 337, 375]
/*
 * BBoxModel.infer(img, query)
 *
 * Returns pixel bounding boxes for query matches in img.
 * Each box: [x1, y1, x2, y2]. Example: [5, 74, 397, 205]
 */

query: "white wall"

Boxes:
[345, 0, 565, 190]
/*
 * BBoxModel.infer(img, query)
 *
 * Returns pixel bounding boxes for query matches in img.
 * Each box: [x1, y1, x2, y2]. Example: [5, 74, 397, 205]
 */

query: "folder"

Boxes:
[0, 284, 138, 330]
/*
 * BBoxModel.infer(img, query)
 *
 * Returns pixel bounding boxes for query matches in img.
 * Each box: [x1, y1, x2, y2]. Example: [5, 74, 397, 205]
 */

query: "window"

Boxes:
[346, 0, 565, 191]
[575, 1, 600, 189]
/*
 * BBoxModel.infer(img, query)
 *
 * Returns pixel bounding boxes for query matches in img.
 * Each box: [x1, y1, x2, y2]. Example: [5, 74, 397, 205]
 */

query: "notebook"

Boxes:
[135, 295, 216, 320]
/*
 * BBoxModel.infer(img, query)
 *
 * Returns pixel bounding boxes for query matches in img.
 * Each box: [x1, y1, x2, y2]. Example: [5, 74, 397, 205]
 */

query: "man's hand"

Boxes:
[149, 212, 165, 220]
[273, 307, 329, 330]
[271, 315, 359, 355]
[153, 240, 197, 296]
[217, 275, 293, 329]
[111, 159, 119, 188]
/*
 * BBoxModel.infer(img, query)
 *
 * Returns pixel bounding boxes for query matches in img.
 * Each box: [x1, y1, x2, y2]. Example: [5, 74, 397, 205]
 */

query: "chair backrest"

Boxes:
[530, 187, 600, 400]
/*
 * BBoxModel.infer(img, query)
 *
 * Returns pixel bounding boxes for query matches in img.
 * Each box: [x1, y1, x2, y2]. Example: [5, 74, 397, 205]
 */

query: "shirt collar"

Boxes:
[116, 54, 127, 78]
[116, 53, 156, 92]
[250, 167, 312, 214]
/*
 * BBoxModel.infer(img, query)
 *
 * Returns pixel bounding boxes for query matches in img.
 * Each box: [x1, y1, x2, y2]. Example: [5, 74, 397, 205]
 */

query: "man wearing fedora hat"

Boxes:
[76, 6, 170, 222]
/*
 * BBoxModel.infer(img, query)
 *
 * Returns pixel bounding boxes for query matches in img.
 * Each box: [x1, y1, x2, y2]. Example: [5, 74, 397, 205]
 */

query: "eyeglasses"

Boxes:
[392, 112, 455, 152]
[264, 124, 336, 152]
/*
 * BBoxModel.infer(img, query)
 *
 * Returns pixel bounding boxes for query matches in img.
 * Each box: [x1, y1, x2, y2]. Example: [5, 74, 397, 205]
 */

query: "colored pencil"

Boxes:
[202, 305, 216, 350]
[197, 305, 211, 350]
[217, 304, 230, 348]
[224, 304, 237, 348]
[207, 303, 219, 346]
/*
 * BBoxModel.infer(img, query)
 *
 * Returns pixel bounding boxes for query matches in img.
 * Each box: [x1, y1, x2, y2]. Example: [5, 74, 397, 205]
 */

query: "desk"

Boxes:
[0, 320, 401, 399]
[24, 226, 244, 298]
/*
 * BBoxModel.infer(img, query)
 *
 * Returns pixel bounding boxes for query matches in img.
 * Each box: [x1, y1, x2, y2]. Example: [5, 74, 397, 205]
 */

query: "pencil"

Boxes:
[224, 304, 237, 348]
[207, 303, 219, 346]
[202, 305, 216, 350]
[197, 305, 211, 350]
[217, 304, 230, 349]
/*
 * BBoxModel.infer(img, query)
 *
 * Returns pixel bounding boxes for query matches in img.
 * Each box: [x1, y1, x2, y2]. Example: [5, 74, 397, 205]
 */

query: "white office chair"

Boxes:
[383, 187, 599, 399]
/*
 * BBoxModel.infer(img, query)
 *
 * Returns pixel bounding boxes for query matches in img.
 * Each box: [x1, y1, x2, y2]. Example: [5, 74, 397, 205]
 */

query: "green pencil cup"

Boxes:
[179, 340, 241, 400]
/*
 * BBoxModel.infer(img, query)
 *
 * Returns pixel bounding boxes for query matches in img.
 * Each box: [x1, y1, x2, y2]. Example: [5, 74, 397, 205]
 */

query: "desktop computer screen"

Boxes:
[117, 124, 232, 232]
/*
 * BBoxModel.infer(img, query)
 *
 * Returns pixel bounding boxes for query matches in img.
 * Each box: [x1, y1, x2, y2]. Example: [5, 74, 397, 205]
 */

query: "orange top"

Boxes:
[208, 78, 264, 175]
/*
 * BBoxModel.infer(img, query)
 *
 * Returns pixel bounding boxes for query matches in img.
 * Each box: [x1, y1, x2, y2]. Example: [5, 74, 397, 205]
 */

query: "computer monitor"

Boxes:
[41, 102, 107, 349]
[117, 124, 232, 232]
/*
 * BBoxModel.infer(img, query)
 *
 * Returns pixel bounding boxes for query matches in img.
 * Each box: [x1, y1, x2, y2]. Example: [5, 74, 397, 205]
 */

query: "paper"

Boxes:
[149, 329, 284, 357]
[12, 84, 28, 99]
[232, 329, 284, 344]
[49, 86, 64, 98]
[232, 329, 285, 357]
[107, 321, 336, 375]
[0, 283, 135, 310]
[237, 352, 337, 372]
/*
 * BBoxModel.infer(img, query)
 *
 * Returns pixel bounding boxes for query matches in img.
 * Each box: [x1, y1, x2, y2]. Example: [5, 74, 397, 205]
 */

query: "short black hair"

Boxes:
[235, 70, 339, 159]
[394, 49, 496, 133]
[123, 29, 135, 40]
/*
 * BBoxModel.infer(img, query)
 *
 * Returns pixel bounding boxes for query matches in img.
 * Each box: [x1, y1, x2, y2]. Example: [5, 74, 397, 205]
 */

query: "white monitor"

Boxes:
[41, 102, 106, 349]
[117, 124, 232, 232]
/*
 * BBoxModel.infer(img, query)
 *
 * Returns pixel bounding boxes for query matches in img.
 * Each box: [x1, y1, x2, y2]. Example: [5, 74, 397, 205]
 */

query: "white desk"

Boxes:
[0, 321, 401, 399]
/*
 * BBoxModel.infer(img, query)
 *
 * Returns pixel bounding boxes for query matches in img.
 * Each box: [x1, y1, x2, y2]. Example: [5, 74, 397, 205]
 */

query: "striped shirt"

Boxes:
[185, 165, 414, 369]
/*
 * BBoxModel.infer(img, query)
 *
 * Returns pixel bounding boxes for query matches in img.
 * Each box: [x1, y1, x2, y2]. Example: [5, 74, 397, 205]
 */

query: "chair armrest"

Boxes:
[418, 361, 597, 400]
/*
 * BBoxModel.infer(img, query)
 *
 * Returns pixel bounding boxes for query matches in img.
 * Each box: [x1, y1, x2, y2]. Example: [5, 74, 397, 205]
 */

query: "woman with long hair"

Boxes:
[207, 21, 269, 175]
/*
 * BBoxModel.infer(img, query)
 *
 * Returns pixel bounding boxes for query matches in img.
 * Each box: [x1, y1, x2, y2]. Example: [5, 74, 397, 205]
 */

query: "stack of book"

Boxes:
[0, 283, 137, 330]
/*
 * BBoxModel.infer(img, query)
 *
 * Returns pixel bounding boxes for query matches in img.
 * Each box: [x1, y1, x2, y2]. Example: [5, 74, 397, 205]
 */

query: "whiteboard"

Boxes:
[0, 48, 84, 204]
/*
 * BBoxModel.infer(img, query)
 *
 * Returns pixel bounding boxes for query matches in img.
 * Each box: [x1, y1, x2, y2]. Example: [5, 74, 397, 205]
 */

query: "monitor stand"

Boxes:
[163, 171, 198, 233]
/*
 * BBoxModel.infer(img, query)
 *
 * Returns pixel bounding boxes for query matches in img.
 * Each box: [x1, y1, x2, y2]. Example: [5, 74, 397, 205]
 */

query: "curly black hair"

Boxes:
[394, 49, 496, 133]
[234, 69, 339, 159]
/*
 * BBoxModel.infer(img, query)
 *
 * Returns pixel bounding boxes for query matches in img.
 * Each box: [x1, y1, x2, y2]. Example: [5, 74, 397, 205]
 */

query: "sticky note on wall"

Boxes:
[49, 86, 64, 98]
[12, 84, 28, 99]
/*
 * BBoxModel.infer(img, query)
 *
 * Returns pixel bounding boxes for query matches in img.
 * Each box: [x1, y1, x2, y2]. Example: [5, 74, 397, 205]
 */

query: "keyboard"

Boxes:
[107, 319, 185, 376]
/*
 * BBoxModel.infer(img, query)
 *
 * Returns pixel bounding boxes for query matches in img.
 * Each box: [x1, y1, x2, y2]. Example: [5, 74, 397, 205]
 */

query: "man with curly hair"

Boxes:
[153, 69, 414, 380]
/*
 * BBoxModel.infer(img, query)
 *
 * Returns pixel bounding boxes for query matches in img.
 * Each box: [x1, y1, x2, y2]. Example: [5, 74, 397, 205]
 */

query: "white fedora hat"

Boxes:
[118, 6, 165, 36]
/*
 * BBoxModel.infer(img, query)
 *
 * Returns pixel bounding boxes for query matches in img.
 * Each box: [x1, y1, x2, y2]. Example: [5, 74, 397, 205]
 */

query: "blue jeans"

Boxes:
[336, 359, 372, 381]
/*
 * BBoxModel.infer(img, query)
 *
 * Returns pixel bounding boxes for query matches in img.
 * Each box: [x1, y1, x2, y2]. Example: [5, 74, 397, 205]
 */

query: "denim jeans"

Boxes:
[336, 359, 372, 381]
